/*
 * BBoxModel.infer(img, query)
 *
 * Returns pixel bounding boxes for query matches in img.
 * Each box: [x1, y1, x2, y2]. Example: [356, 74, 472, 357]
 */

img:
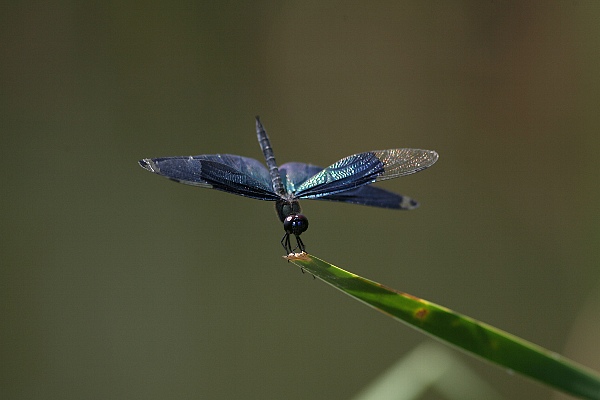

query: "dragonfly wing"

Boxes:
[372, 149, 439, 181]
[293, 149, 438, 199]
[139, 154, 280, 200]
[279, 162, 323, 194]
[317, 185, 419, 209]
[280, 159, 420, 208]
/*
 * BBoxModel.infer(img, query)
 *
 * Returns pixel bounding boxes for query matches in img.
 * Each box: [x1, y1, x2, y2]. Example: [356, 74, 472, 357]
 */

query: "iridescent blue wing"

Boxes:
[315, 185, 419, 209]
[279, 159, 422, 209]
[279, 162, 323, 194]
[290, 149, 438, 199]
[139, 154, 280, 201]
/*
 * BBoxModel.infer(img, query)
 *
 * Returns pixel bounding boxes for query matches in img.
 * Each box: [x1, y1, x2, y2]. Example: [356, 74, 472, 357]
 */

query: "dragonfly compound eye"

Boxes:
[283, 214, 309, 236]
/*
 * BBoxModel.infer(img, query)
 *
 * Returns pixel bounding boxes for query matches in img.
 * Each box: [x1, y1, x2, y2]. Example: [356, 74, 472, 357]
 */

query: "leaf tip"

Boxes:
[283, 251, 310, 261]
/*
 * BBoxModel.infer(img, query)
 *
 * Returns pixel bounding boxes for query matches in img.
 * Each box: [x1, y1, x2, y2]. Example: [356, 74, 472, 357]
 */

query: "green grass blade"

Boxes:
[352, 342, 505, 400]
[286, 253, 600, 399]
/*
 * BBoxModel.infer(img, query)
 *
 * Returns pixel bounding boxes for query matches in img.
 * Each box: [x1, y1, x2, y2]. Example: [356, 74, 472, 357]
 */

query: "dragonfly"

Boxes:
[139, 117, 438, 254]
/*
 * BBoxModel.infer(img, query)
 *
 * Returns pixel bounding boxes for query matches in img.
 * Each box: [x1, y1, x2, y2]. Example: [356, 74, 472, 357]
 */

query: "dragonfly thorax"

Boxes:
[275, 199, 302, 222]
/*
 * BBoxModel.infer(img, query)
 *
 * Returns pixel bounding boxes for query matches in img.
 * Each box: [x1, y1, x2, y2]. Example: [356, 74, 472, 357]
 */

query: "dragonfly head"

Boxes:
[283, 214, 309, 236]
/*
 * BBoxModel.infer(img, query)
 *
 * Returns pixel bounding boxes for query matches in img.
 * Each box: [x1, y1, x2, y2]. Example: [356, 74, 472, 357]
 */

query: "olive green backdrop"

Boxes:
[2, 2, 599, 399]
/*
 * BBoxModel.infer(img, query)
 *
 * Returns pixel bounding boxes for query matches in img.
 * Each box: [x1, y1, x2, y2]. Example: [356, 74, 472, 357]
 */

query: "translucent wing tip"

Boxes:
[429, 150, 440, 163]
[404, 148, 439, 168]
[138, 158, 157, 172]
[402, 197, 419, 209]
[372, 148, 439, 181]
[422, 149, 440, 169]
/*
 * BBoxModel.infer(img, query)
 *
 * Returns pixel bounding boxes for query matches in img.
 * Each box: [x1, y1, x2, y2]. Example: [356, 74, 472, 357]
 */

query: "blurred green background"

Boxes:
[2, 2, 599, 399]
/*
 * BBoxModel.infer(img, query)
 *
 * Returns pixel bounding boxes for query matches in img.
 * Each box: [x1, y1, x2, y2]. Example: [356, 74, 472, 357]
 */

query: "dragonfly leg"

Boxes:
[281, 233, 292, 254]
[295, 235, 305, 253]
